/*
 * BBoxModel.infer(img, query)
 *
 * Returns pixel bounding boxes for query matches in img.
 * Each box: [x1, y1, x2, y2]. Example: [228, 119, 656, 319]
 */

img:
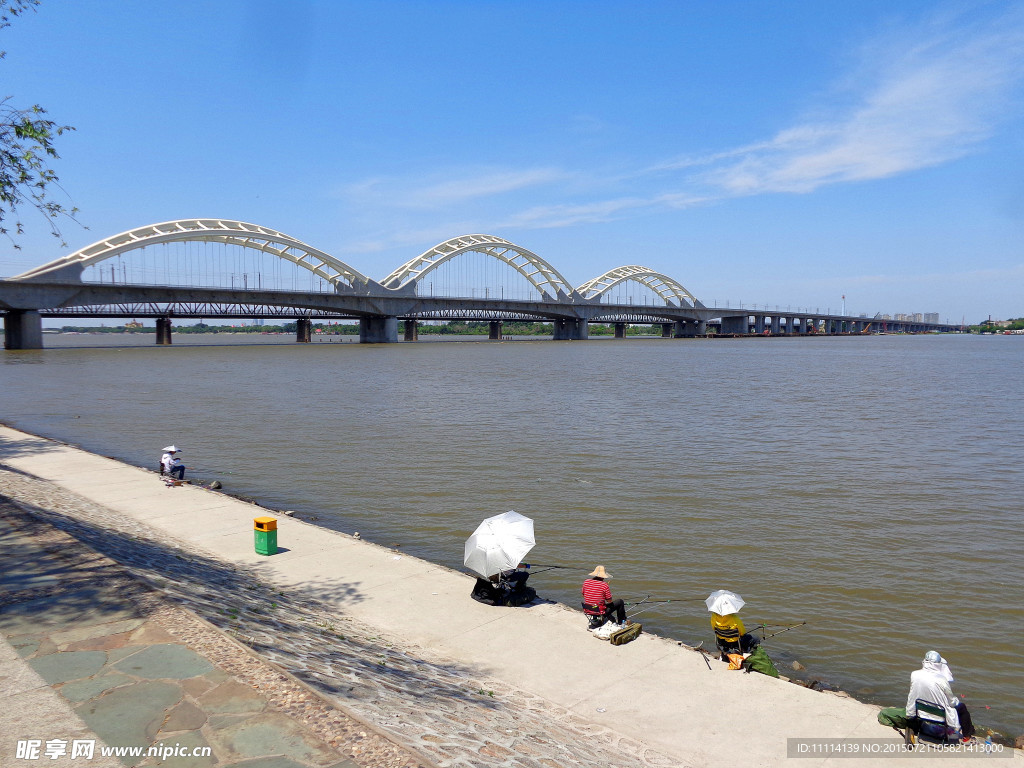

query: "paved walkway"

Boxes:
[0, 500, 423, 768]
[0, 425, 1019, 767]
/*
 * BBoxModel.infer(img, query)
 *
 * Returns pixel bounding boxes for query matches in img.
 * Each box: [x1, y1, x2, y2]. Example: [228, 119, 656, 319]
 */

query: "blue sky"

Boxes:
[3, 0, 1023, 322]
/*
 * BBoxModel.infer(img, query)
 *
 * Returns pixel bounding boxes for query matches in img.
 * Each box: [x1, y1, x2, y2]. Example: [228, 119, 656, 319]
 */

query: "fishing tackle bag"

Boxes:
[877, 707, 910, 729]
[609, 623, 643, 645]
[742, 645, 780, 677]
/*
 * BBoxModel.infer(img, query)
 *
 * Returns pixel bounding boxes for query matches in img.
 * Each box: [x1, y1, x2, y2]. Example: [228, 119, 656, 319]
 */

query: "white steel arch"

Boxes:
[380, 234, 575, 298]
[576, 265, 702, 307]
[12, 219, 371, 290]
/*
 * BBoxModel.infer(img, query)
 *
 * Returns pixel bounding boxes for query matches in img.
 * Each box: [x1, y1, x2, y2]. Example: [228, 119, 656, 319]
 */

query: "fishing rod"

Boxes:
[622, 597, 707, 605]
[693, 640, 713, 671]
[626, 596, 665, 619]
[520, 563, 590, 572]
[759, 622, 806, 640]
[748, 621, 807, 640]
[515, 563, 590, 576]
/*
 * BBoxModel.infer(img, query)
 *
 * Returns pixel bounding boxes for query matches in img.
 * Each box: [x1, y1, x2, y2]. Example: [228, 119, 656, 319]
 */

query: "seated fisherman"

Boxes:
[581, 565, 627, 627]
[471, 576, 504, 605]
[161, 446, 185, 480]
[710, 611, 759, 657]
[470, 565, 535, 607]
[906, 650, 975, 743]
[498, 566, 536, 605]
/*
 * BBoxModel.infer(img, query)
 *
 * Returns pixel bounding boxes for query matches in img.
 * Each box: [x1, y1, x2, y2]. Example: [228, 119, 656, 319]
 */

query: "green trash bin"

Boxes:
[254, 516, 278, 556]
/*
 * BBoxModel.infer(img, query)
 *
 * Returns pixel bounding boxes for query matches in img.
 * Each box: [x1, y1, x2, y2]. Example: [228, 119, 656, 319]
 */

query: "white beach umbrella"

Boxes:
[463, 510, 536, 579]
[705, 589, 745, 615]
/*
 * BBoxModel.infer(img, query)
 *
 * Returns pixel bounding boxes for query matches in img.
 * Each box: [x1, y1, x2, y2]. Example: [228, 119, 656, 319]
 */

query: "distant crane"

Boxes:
[861, 313, 885, 333]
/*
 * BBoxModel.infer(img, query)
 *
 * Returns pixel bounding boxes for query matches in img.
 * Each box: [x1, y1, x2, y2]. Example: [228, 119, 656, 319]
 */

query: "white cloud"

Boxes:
[337, 6, 1024, 241]
[340, 167, 569, 210]
[703, 13, 1024, 195]
[496, 197, 651, 229]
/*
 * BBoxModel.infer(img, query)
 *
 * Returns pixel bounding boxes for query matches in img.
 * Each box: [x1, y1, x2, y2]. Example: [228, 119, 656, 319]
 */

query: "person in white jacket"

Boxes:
[161, 445, 185, 480]
[905, 650, 974, 742]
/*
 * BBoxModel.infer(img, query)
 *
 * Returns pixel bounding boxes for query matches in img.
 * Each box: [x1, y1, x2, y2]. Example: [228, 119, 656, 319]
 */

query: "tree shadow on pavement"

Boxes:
[0, 491, 503, 714]
[0, 432, 69, 461]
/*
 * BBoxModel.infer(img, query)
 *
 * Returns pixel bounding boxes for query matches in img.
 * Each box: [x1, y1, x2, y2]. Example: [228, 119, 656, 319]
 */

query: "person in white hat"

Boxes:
[160, 445, 185, 480]
[581, 565, 627, 627]
[906, 650, 975, 743]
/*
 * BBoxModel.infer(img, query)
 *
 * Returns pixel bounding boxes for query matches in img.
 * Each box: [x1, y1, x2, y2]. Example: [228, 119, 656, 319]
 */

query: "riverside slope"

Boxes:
[0, 425, 1016, 768]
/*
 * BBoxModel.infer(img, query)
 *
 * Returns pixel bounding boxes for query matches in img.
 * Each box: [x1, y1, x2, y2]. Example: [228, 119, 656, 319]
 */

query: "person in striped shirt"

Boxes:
[581, 565, 627, 626]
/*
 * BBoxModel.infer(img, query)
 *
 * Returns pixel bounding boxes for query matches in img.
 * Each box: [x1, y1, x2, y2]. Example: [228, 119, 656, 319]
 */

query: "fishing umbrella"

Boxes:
[705, 589, 745, 615]
[464, 510, 535, 579]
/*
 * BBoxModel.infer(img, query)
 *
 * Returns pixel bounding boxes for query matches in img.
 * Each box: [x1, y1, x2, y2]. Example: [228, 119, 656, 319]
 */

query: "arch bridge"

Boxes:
[1, 219, 958, 348]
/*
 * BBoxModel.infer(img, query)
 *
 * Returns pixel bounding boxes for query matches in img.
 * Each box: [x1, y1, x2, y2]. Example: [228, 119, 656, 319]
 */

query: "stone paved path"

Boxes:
[0, 499, 423, 768]
[0, 465, 680, 768]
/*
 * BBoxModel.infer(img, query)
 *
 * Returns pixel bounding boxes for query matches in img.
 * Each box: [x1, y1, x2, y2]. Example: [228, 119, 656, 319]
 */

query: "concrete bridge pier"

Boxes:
[156, 317, 173, 345]
[295, 318, 312, 343]
[772, 316, 782, 334]
[696, 320, 707, 335]
[359, 316, 398, 343]
[403, 319, 419, 341]
[488, 320, 502, 340]
[673, 320, 695, 337]
[720, 316, 747, 335]
[754, 316, 766, 334]
[552, 318, 588, 340]
[3, 310, 44, 350]
[614, 323, 626, 339]
[661, 323, 673, 338]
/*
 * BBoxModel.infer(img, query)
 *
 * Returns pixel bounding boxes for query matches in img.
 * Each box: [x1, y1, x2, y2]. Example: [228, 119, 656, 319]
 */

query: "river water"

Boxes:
[2, 332, 1022, 737]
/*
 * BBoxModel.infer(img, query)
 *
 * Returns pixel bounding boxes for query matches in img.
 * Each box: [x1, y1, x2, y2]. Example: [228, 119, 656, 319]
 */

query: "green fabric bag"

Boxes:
[877, 707, 910, 729]
[609, 622, 643, 645]
[743, 645, 780, 678]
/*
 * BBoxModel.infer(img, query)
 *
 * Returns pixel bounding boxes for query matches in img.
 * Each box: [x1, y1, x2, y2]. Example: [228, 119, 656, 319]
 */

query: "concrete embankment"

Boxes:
[0, 425, 1019, 768]
[0, 500, 416, 768]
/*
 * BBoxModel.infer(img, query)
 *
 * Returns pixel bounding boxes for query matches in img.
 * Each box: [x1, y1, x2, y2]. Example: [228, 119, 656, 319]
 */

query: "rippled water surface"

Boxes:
[2, 333, 1022, 736]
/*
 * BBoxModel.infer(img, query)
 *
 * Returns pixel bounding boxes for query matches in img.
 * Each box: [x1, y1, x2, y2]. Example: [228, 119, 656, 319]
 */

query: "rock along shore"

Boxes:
[1, 425, 1019, 768]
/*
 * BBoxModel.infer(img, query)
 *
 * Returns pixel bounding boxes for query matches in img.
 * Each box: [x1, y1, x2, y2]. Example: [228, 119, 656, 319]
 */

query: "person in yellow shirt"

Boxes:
[711, 612, 759, 658]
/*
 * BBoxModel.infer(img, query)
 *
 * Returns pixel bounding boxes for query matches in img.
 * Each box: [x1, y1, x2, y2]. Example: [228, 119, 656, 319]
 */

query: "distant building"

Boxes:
[924, 313, 939, 323]
[981, 317, 1012, 328]
[912, 313, 923, 322]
